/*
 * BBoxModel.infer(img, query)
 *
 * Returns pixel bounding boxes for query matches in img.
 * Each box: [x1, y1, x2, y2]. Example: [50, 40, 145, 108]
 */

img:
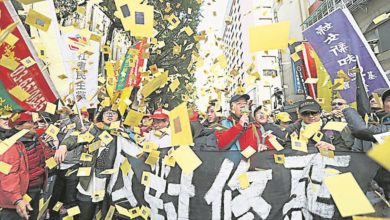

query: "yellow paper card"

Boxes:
[169, 103, 193, 146]
[0, 129, 29, 155]
[171, 146, 202, 174]
[45, 157, 57, 169]
[115, 204, 131, 217]
[0, 56, 20, 71]
[301, 121, 321, 139]
[129, 207, 140, 218]
[99, 168, 118, 175]
[44, 102, 57, 115]
[290, 53, 300, 62]
[305, 78, 319, 84]
[241, 146, 256, 158]
[162, 155, 176, 167]
[80, 153, 93, 162]
[25, 9, 52, 32]
[143, 142, 158, 153]
[238, 173, 250, 189]
[20, 56, 36, 68]
[324, 172, 375, 217]
[124, 110, 144, 127]
[8, 86, 30, 102]
[52, 201, 63, 212]
[274, 154, 285, 164]
[139, 205, 150, 219]
[268, 135, 284, 151]
[4, 33, 19, 46]
[312, 131, 324, 143]
[99, 131, 114, 145]
[249, 21, 290, 52]
[323, 121, 348, 132]
[45, 124, 60, 138]
[67, 206, 81, 217]
[373, 13, 390, 24]
[367, 136, 390, 171]
[105, 205, 115, 220]
[120, 158, 132, 176]
[292, 138, 308, 153]
[333, 78, 345, 90]
[77, 167, 92, 177]
[78, 132, 94, 144]
[0, 161, 12, 175]
[319, 148, 335, 158]
[22, 194, 32, 203]
[169, 78, 180, 92]
[141, 71, 168, 98]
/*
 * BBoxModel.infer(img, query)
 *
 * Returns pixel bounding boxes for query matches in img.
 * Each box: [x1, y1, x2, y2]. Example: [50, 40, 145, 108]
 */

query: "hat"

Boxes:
[276, 112, 292, 122]
[298, 100, 321, 114]
[253, 105, 263, 116]
[8, 112, 33, 127]
[230, 94, 250, 105]
[381, 89, 390, 104]
[150, 108, 169, 120]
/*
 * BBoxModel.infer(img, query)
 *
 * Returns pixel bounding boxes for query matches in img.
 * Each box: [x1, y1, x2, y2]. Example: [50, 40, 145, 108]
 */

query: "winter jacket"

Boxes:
[215, 115, 275, 151]
[0, 141, 29, 209]
[61, 125, 117, 191]
[285, 119, 335, 150]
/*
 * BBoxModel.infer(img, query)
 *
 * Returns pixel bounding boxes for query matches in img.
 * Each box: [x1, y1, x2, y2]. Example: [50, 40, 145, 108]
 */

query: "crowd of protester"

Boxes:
[1, 88, 390, 219]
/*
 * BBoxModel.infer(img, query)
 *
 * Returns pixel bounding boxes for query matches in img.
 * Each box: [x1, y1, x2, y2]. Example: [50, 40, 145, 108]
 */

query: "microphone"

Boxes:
[240, 107, 250, 130]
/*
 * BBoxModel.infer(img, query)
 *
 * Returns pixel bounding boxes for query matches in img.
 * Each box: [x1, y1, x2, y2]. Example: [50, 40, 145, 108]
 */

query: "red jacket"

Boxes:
[215, 117, 275, 152]
[0, 138, 54, 209]
[0, 141, 29, 209]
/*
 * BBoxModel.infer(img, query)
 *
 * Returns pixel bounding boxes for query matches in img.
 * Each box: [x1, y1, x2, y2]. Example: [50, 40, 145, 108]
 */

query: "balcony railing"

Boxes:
[302, 0, 368, 29]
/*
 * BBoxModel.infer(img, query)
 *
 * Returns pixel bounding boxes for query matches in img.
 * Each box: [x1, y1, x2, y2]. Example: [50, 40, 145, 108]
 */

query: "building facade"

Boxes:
[222, 0, 282, 110]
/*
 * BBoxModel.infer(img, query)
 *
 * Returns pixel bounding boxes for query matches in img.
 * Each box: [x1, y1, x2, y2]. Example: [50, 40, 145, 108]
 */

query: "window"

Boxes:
[120, 5, 131, 18]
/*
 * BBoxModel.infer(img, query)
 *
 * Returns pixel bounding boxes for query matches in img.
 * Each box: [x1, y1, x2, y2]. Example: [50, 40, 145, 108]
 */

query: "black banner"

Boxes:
[122, 148, 378, 220]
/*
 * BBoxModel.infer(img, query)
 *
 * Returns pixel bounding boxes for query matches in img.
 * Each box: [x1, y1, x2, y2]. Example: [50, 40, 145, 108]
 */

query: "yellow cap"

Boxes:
[276, 112, 292, 123]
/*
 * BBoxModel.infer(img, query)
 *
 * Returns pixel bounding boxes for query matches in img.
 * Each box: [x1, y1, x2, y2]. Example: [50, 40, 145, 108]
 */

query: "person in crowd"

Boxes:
[202, 104, 223, 128]
[54, 107, 121, 219]
[342, 88, 390, 200]
[0, 112, 55, 220]
[253, 105, 287, 146]
[48, 111, 91, 220]
[143, 108, 171, 149]
[285, 100, 336, 151]
[215, 94, 275, 151]
[275, 112, 292, 130]
[325, 98, 355, 150]
[0, 114, 11, 139]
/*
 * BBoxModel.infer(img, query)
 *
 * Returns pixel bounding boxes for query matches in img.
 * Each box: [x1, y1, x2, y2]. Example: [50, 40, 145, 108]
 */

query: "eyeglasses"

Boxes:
[301, 111, 320, 117]
[103, 111, 118, 117]
[331, 102, 345, 106]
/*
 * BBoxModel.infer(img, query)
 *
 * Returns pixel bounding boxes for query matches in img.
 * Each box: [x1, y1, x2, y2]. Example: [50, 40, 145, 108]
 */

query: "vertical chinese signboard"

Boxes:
[303, 8, 389, 104]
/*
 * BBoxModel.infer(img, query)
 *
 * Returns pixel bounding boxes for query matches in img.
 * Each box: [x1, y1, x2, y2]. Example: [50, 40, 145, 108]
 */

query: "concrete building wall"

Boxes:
[349, 0, 390, 73]
[222, 0, 282, 110]
[274, 0, 311, 99]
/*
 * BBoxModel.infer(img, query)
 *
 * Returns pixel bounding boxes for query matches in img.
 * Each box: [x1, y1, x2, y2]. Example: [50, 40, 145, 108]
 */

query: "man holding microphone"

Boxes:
[215, 94, 275, 151]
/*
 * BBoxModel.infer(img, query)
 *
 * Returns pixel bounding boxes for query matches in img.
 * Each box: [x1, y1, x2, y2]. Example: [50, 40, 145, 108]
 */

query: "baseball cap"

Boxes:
[150, 108, 169, 120]
[298, 100, 321, 114]
[276, 112, 292, 122]
[230, 94, 250, 105]
[381, 89, 390, 104]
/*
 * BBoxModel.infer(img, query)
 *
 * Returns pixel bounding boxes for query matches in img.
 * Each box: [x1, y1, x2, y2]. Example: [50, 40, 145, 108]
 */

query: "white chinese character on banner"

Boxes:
[324, 33, 340, 44]
[329, 42, 348, 56]
[337, 54, 357, 66]
[367, 71, 377, 81]
[344, 81, 350, 90]
[282, 154, 350, 219]
[205, 159, 272, 220]
[315, 23, 333, 36]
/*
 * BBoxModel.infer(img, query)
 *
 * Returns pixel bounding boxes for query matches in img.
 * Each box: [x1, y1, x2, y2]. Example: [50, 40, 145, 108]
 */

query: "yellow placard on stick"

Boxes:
[169, 103, 193, 146]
